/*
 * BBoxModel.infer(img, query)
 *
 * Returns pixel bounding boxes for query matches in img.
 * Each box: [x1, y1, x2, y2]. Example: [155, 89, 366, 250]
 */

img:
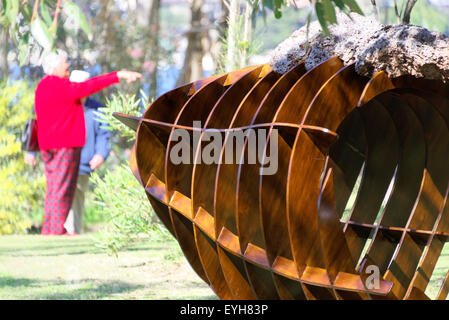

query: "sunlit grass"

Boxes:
[0, 234, 216, 300]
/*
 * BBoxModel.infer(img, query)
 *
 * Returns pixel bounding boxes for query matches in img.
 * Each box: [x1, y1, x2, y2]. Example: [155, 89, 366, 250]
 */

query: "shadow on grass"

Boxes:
[0, 236, 176, 256]
[0, 242, 97, 251]
[0, 246, 105, 257]
[0, 276, 144, 300]
[0, 244, 178, 258]
[0, 276, 217, 300]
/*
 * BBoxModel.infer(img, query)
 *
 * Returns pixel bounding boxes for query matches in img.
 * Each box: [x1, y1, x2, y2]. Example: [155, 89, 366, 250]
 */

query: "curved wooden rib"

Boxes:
[221, 63, 306, 299]
[285, 62, 369, 299]
[119, 56, 449, 300]
[382, 92, 449, 299]
[256, 58, 343, 300]
[361, 94, 425, 285]
[163, 75, 230, 285]
[234, 63, 307, 299]
[192, 65, 265, 299]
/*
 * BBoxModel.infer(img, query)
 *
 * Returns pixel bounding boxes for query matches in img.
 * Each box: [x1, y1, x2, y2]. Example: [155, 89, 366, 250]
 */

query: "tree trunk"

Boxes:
[98, 0, 112, 73]
[370, 0, 379, 21]
[176, 0, 204, 86]
[402, 0, 418, 24]
[218, 0, 229, 42]
[0, 28, 9, 80]
[148, 0, 160, 98]
[225, 0, 239, 72]
[239, 1, 253, 68]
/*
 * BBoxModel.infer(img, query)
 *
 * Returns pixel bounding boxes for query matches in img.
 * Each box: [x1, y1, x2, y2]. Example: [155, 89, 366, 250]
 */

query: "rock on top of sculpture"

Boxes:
[269, 12, 449, 81]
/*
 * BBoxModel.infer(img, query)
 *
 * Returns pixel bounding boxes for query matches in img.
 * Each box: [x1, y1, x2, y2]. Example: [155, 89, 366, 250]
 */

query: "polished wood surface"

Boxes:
[115, 57, 449, 300]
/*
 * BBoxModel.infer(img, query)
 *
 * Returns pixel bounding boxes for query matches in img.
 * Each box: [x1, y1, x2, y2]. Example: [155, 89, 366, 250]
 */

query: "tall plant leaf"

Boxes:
[62, 1, 92, 39]
[342, 0, 364, 15]
[5, 0, 19, 29]
[30, 17, 54, 51]
[316, 2, 331, 35]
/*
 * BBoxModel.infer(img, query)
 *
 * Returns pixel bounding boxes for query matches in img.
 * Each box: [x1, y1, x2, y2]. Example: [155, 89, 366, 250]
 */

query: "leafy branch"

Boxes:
[1, 0, 92, 64]
[94, 91, 150, 142]
[257, 0, 364, 35]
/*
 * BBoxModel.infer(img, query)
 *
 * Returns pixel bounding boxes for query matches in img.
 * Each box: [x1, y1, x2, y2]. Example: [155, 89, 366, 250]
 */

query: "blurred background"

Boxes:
[1, 0, 449, 249]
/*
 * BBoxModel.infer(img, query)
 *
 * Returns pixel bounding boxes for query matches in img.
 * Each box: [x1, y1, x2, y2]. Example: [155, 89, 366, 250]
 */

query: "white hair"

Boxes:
[41, 50, 68, 75]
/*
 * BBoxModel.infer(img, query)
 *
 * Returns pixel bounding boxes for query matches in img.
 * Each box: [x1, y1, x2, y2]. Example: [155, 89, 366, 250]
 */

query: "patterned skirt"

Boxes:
[41, 147, 81, 235]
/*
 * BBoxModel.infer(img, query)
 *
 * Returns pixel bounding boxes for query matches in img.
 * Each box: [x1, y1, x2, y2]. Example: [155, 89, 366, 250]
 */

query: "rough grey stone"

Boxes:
[269, 12, 449, 81]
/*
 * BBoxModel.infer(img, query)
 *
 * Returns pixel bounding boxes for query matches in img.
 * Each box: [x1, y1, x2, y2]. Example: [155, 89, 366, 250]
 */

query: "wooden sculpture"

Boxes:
[114, 56, 449, 300]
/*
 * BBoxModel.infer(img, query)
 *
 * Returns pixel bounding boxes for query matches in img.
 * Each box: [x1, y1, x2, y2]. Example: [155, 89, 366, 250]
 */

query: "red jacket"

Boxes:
[34, 72, 119, 150]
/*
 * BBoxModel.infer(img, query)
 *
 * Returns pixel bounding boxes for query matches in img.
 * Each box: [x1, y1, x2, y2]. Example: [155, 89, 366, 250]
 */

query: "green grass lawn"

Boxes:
[424, 241, 449, 299]
[0, 234, 217, 300]
[0, 233, 447, 300]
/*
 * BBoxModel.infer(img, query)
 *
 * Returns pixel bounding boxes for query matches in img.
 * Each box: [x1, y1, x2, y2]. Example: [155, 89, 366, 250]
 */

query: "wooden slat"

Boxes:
[343, 98, 400, 265]
[143, 83, 191, 122]
[347, 99, 399, 225]
[190, 67, 264, 300]
[193, 207, 216, 240]
[272, 256, 301, 280]
[357, 71, 395, 106]
[436, 270, 449, 300]
[193, 227, 234, 299]
[333, 271, 392, 295]
[360, 92, 425, 281]
[317, 167, 358, 281]
[271, 274, 308, 300]
[375, 93, 425, 228]
[302, 64, 369, 132]
[286, 131, 330, 277]
[383, 233, 426, 299]
[270, 58, 345, 285]
[163, 75, 231, 287]
[329, 108, 366, 225]
[406, 236, 446, 296]
[145, 173, 168, 204]
[209, 67, 279, 300]
[244, 243, 270, 268]
[169, 191, 193, 219]
[402, 94, 449, 231]
[170, 209, 210, 284]
[113, 113, 141, 132]
[243, 262, 280, 299]
[216, 228, 256, 299]
[406, 287, 430, 300]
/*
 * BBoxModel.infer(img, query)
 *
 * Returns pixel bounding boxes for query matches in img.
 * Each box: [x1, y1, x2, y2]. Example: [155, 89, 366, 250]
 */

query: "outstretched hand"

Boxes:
[117, 70, 143, 83]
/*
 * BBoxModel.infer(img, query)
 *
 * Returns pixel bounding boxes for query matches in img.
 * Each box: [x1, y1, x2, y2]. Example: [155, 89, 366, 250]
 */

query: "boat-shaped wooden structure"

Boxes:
[115, 56, 449, 300]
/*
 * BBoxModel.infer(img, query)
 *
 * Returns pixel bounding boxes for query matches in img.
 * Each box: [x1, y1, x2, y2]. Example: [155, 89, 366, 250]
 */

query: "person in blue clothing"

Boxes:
[25, 70, 111, 235]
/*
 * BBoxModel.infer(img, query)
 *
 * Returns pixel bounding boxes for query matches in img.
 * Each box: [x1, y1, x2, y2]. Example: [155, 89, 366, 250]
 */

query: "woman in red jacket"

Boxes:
[33, 51, 142, 235]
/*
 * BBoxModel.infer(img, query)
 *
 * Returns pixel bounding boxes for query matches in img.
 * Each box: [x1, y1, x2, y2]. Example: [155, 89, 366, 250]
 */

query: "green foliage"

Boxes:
[260, 0, 288, 19]
[257, 0, 364, 35]
[62, 1, 92, 39]
[254, 6, 309, 52]
[82, 193, 108, 227]
[216, 14, 263, 73]
[314, 0, 363, 35]
[90, 91, 169, 255]
[0, 0, 91, 64]
[94, 91, 149, 143]
[409, 0, 449, 33]
[368, 0, 449, 33]
[90, 164, 171, 256]
[0, 80, 45, 234]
